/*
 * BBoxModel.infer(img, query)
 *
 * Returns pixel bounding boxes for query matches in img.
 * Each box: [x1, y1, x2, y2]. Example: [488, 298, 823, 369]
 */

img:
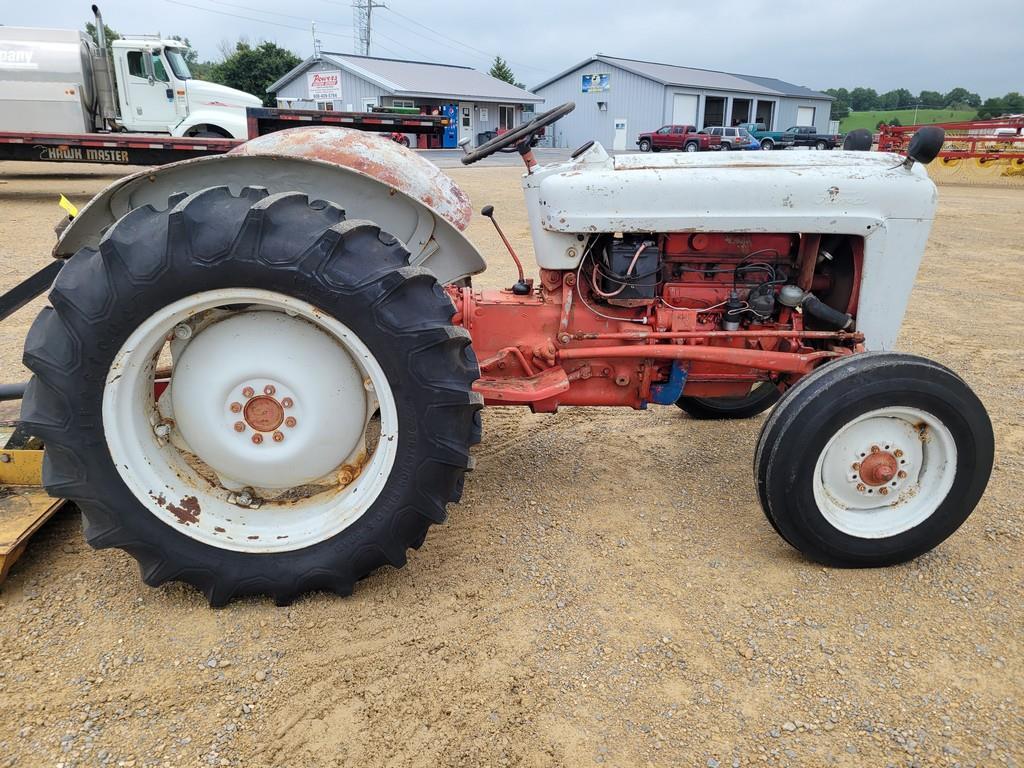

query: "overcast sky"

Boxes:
[8, 0, 1021, 96]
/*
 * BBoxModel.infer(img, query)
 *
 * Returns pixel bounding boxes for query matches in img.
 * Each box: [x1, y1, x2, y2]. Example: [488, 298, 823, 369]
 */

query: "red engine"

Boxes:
[449, 232, 863, 412]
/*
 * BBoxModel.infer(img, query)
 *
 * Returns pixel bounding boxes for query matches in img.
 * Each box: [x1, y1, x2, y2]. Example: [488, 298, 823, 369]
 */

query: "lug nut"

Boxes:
[172, 323, 193, 340]
[251, 433, 263, 445]
[264, 385, 276, 395]
[894, 449, 904, 458]
[856, 483, 866, 492]
[230, 402, 241, 413]
[237, 491, 253, 506]
[233, 421, 245, 432]
[285, 416, 296, 428]
[242, 387, 254, 398]
[870, 445, 880, 453]
[153, 423, 171, 438]
[879, 487, 889, 496]
[281, 397, 293, 408]
[272, 431, 284, 442]
[898, 470, 907, 479]
[851, 462, 861, 471]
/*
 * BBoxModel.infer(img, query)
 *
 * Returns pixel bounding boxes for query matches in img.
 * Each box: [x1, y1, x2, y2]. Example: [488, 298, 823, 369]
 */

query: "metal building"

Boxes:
[268, 53, 543, 147]
[532, 54, 833, 151]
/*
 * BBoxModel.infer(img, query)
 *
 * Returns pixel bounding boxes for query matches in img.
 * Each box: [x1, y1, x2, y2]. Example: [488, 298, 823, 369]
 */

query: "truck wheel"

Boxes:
[638, 139, 651, 152]
[677, 381, 780, 419]
[684, 142, 698, 152]
[21, 186, 482, 606]
[815, 140, 828, 150]
[754, 353, 993, 567]
[720, 142, 731, 151]
[760, 139, 774, 150]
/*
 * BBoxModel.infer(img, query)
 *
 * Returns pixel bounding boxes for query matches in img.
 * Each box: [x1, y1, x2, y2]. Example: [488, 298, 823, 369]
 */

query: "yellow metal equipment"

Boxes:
[0, 435, 64, 583]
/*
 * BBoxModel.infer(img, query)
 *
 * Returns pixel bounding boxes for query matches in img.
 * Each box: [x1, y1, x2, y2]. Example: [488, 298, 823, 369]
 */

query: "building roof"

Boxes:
[269, 53, 544, 104]
[532, 54, 832, 100]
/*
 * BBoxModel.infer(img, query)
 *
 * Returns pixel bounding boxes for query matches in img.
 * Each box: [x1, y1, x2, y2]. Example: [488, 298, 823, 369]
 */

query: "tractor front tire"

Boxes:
[677, 381, 781, 420]
[21, 186, 481, 606]
[754, 352, 992, 567]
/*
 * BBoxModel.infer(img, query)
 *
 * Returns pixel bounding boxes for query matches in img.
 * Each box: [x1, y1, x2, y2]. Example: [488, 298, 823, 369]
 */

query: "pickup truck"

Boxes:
[637, 125, 720, 152]
[737, 123, 796, 151]
[782, 125, 843, 149]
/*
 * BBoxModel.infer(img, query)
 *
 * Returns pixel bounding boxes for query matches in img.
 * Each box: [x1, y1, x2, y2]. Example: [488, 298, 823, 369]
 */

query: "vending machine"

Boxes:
[441, 104, 458, 148]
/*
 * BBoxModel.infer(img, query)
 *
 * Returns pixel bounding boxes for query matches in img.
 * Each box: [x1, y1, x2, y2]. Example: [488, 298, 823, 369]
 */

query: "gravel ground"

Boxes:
[0, 160, 1021, 768]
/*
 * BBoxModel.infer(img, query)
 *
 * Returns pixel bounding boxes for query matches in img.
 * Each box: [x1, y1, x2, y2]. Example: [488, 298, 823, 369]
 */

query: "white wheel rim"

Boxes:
[102, 289, 399, 553]
[812, 406, 957, 539]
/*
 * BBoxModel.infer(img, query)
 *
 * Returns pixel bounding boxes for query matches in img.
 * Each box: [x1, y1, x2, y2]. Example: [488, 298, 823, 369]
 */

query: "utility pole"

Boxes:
[311, 21, 322, 61]
[352, 0, 387, 56]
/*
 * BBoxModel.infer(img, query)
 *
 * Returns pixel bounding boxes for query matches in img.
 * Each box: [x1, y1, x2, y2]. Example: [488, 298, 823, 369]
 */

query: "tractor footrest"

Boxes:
[473, 367, 570, 404]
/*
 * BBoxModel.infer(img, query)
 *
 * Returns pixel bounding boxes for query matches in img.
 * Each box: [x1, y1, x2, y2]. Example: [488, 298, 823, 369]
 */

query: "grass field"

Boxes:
[840, 108, 977, 132]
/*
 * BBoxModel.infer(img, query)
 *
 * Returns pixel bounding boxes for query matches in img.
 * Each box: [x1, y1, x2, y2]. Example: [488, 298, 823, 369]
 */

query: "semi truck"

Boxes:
[0, 6, 261, 140]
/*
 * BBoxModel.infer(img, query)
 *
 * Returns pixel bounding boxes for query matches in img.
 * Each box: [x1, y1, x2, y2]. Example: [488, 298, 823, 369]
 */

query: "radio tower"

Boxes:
[352, 0, 387, 56]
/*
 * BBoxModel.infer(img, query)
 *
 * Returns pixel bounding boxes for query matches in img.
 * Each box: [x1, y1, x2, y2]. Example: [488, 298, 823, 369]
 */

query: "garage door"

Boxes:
[672, 94, 698, 125]
[797, 106, 816, 125]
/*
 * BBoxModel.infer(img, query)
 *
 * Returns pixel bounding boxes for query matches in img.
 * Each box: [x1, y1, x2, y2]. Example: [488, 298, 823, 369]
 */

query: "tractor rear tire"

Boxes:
[753, 352, 992, 567]
[677, 381, 781, 420]
[21, 186, 482, 606]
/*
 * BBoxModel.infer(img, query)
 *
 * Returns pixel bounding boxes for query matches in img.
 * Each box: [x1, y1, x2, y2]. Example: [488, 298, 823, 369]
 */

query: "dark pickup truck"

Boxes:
[637, 125, 721, 152]
[782, 125, 843, 150]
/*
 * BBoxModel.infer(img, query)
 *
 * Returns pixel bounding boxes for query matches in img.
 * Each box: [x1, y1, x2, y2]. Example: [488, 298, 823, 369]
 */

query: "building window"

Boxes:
[392, 99, 414, 109]
[498, 104, 515, 130]
[479, 107, 489, 121]
[522, 103, 534, 114]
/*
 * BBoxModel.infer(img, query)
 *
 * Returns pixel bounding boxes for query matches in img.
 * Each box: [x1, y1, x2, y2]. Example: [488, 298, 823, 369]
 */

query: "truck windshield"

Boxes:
[165, 48, 192, 80]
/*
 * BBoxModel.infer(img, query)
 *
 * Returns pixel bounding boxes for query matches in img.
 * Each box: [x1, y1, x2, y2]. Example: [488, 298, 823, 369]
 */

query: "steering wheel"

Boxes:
[461, 101, 576, 164]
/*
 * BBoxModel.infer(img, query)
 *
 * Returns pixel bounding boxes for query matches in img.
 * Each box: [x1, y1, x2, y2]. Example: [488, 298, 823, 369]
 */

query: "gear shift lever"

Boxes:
[481, 205, 531, 296]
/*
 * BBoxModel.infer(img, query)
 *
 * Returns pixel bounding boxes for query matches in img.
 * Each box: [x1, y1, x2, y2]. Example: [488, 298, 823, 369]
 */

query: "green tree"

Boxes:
[918, 90, 943, 107]
[85, 21, 120, 54]
[977, 97, 1007, 119]
[1003, 92, 1024, 113]
[488, 56, 517, 85]
[888, 117, 902, 126]
[208, 41, 301, 106]
[849, 87, 879, 111]
[943, 87, 980, 108]
[829, 98, 850, 120]
[825, 87, 850, 103]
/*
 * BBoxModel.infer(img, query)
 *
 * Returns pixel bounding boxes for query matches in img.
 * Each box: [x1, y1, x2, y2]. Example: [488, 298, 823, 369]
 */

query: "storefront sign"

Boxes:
[582, 73, 610, 93]
[307, 70, 341, 101]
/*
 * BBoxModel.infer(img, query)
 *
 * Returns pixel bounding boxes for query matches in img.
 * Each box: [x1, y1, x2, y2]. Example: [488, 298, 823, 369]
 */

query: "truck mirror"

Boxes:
[143, 51, 156, 84]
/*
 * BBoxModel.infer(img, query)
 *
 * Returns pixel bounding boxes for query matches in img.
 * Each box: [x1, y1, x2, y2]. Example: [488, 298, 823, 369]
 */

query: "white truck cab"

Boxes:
[110, 38, 260, 138]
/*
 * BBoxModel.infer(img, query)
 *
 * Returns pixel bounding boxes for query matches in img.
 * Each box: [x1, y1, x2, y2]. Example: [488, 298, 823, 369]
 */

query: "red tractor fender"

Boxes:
[54, 127, 485, 286]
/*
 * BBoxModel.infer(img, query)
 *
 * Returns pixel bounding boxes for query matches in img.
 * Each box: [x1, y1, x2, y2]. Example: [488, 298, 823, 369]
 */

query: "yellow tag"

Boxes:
[58, 194, 78, 218]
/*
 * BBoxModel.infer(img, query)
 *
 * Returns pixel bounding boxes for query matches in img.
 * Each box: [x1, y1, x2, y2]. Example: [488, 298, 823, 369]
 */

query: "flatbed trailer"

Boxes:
[0, 109, 450, 167]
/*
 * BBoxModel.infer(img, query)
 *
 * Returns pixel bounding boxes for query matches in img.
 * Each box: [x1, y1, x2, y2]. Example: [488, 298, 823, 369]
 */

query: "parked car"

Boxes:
[637, 125, 721, 152]
[704, 126, 757, 150]
[737, 122, 797, 151]
[783, 126, 843, 150]
[737, 129, 761, 150]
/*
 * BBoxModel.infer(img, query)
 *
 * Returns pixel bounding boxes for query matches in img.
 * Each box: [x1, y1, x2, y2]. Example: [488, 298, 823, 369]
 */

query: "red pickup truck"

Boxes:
[636, 125, 721, 153]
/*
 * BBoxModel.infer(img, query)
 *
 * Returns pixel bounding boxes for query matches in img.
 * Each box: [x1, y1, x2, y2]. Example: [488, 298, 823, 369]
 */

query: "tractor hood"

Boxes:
[186, 78, 263, 110]
[533, 145, 938, 235]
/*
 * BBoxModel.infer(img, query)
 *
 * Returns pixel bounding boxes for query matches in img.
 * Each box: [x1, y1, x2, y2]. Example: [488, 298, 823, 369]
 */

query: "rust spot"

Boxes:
[247, 535, 260, 540]
[214, 526, 226, 533]
[166, 495, 201, 525]
[244, 395, 285, 432]
[337, 452, 370, 487]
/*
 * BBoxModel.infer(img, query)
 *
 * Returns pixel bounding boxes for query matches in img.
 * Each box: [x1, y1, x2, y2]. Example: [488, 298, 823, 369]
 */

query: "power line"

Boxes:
[384, 6, 547, 73]
[163, 0, 352, 41]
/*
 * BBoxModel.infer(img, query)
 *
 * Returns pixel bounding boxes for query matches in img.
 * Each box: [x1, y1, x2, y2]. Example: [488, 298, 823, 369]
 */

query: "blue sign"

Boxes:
[582, 73, 610, 93]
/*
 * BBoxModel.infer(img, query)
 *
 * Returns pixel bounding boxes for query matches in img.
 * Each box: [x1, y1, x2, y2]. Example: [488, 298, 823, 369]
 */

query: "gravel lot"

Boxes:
[0, 160, 1021, 768]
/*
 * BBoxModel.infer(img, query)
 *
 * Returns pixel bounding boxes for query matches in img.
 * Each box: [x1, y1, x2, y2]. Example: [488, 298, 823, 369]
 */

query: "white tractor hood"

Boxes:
[533, 145, 938, 235]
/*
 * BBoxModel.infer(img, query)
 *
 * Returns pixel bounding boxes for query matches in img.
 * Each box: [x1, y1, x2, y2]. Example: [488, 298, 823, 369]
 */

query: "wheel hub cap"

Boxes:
[170, 311, 369, 489]
[858, 449, 899, 486]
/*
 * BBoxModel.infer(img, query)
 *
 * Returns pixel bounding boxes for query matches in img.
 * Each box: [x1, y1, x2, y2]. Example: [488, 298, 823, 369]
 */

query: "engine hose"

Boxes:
[802, 295, 854, 330]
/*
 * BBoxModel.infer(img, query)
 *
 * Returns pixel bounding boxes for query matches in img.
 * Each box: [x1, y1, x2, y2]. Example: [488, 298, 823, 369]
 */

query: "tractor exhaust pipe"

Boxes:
[92, 5, 107, 49]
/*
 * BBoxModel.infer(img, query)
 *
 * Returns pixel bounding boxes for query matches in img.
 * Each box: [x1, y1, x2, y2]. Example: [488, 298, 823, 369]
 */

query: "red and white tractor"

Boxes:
[9, 105, 993, 605]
